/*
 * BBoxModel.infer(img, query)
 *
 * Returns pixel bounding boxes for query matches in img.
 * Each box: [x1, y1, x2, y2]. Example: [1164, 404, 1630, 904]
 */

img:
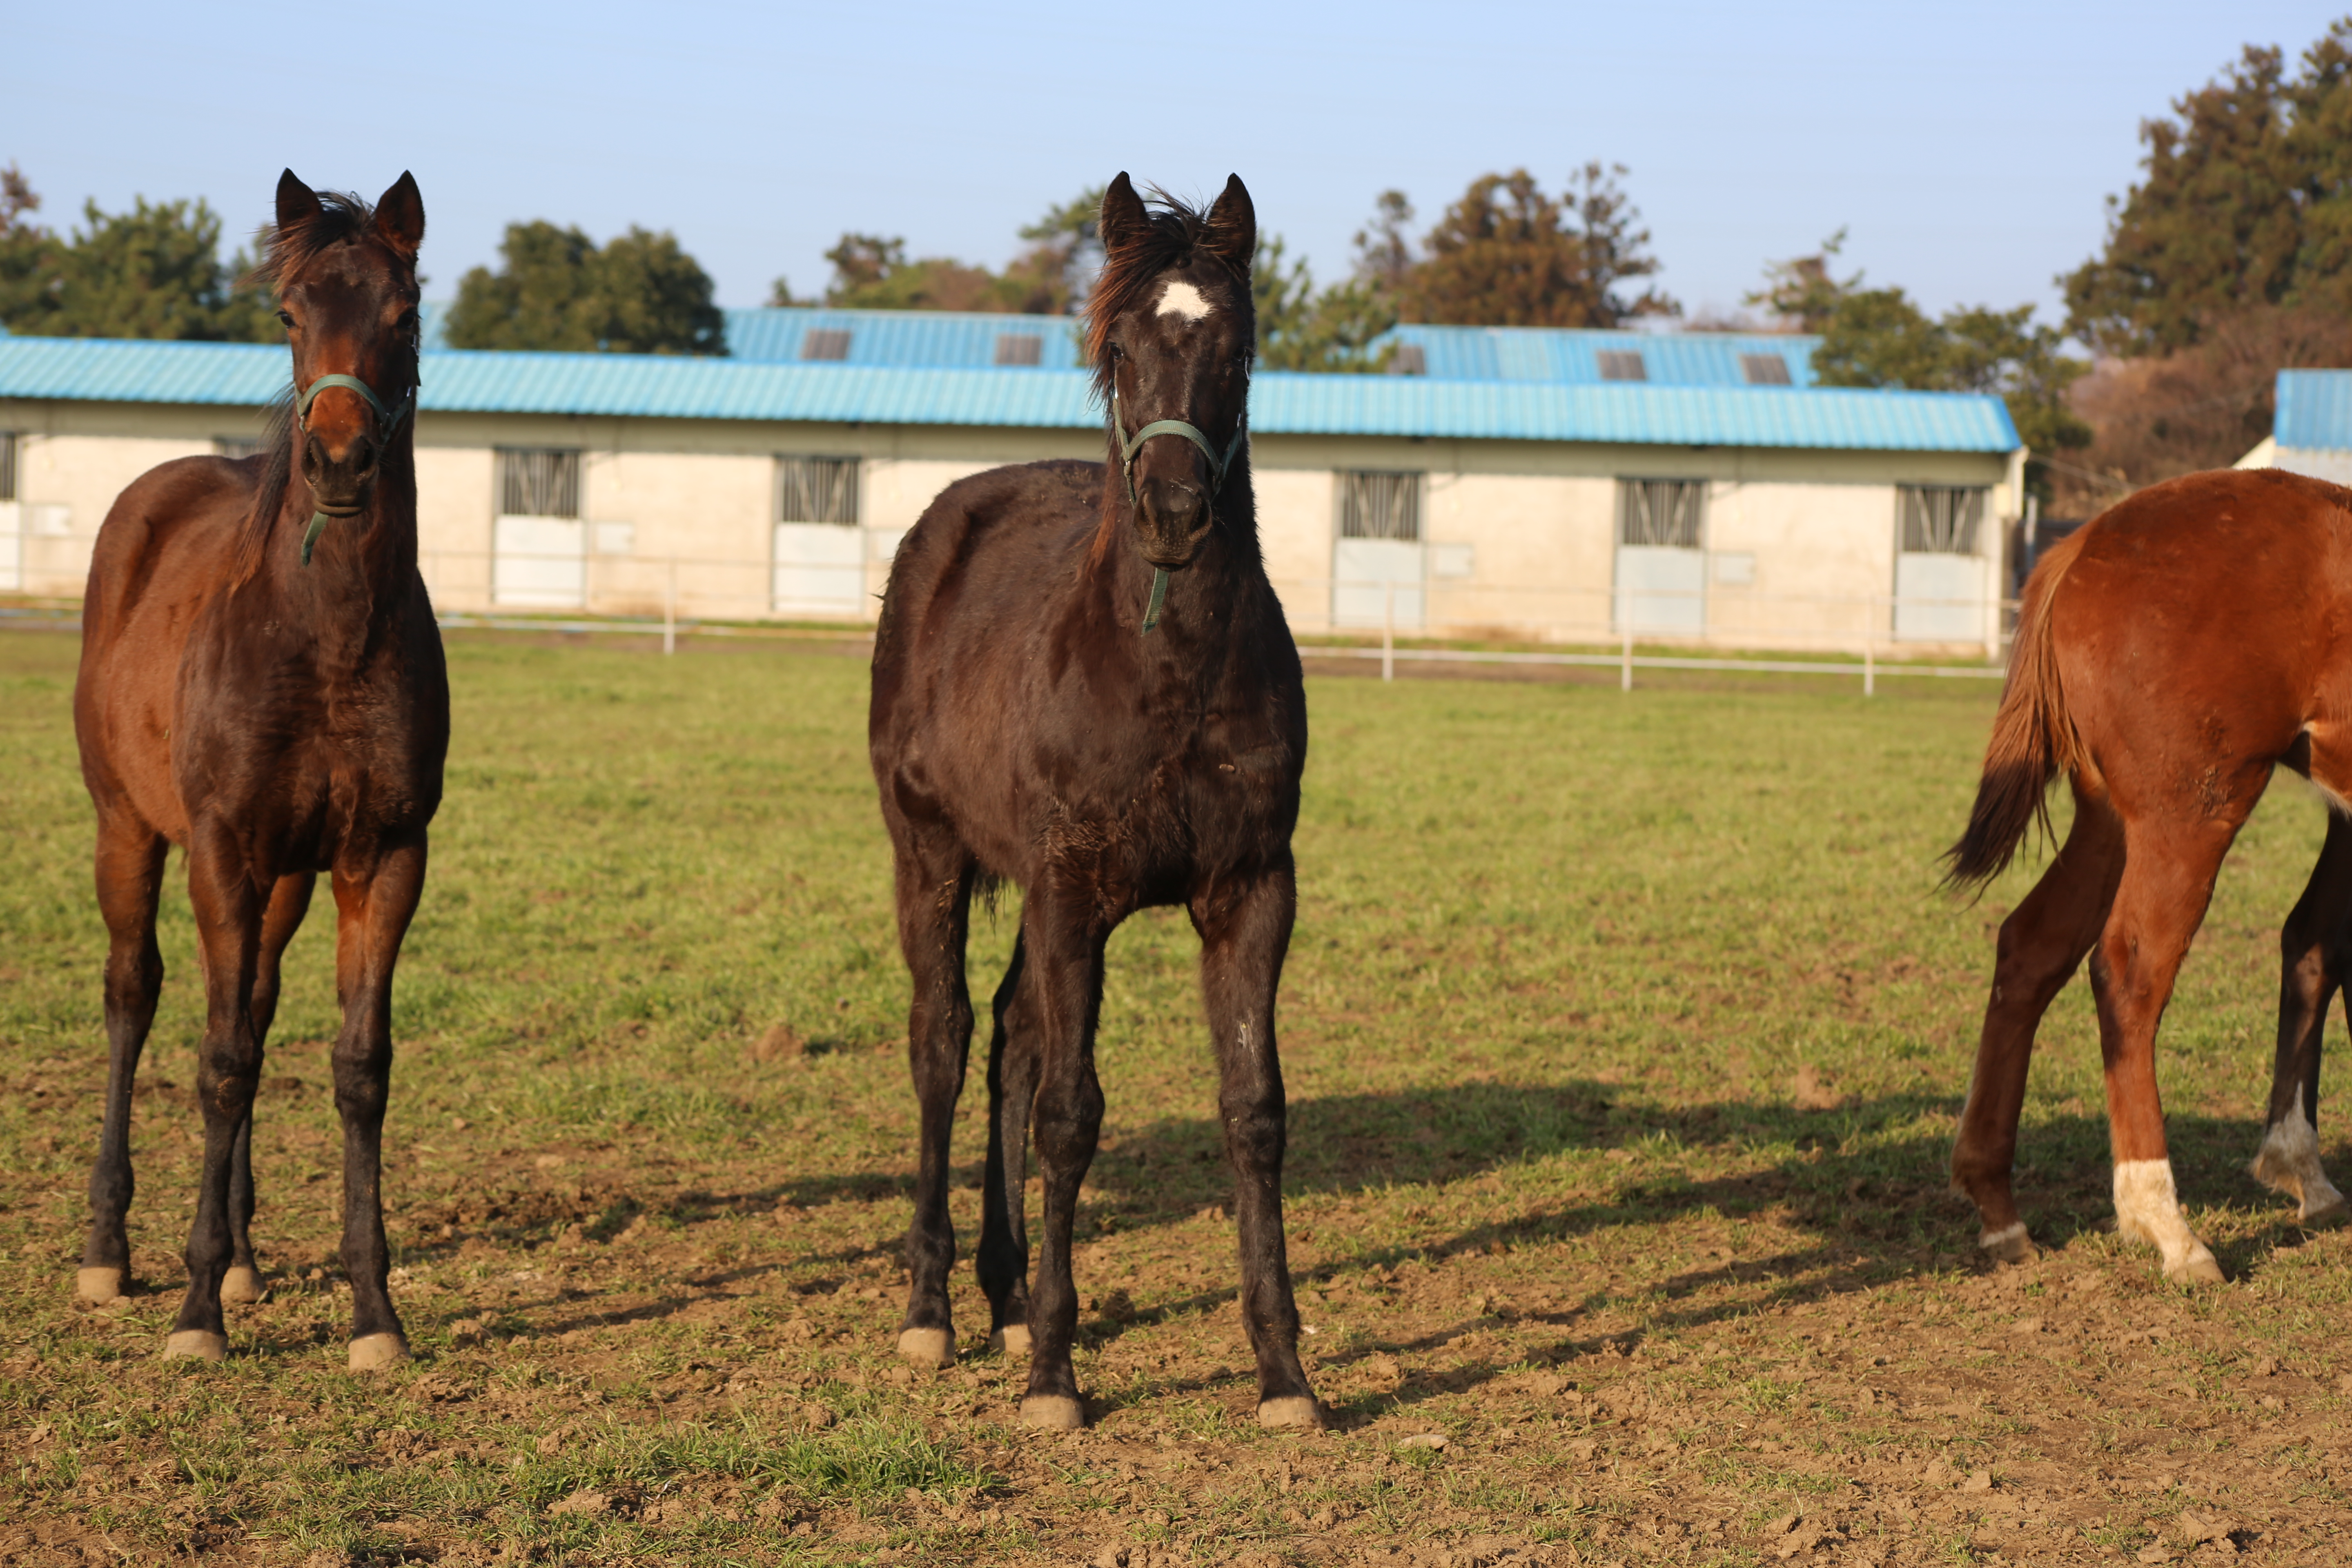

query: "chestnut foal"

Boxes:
[1947, 468, 2352, 1281]
[73, 170, 445, 1368]
[868, 175, 1321, 1429]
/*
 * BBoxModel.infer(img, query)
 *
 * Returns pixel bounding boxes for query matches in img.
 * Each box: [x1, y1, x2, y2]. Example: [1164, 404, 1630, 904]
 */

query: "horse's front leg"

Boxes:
[1194, 859, 1322, 1428]
[164, 826, 267, 1361]
[330, 835, 428, 1370]
[1018, 886, 1109, 1430]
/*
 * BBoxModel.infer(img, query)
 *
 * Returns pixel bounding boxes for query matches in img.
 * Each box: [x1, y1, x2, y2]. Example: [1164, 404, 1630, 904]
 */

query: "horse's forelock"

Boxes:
[1084, 189, 1250, 408]
[242, 189, 381, 297]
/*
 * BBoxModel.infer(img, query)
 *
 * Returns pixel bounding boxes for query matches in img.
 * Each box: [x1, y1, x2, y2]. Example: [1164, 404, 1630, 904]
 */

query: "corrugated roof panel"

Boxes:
[2276, 370, 2352, 451]
[0, 335, 2016, 452]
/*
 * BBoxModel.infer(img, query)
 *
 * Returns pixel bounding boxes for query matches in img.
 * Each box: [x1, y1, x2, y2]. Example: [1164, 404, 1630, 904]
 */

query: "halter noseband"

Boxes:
[1111, 385, 1247, 635]
[292, 369, 418, 566]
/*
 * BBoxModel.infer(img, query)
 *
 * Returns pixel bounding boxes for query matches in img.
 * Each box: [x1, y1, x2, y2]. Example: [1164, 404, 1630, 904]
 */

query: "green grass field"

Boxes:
[2, 627, 2347, 1566]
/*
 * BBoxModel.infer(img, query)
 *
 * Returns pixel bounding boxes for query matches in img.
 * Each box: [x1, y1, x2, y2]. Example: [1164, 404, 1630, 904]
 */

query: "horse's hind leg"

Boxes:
[2251, 811, 2352, 1224]
[888, 829, 978, 1368]
[78, 814, 167, 1305]
[2093, 815, 2250, 1284]
[165, 828, 269, 1361]
[220, 871, 316, 1306]
[1194, 861, 1323, 1427]
[976, 931, 1038, 1354]
[1951, 786, 2124, 1260]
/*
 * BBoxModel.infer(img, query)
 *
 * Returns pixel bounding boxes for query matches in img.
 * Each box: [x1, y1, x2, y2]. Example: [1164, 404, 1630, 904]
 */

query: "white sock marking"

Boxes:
[1156, 281, 1214, 323]
[1978, 1220, 2027, 1252]
[2251, 1084, 2346, 1220]
[2112, 1158, 2218, 1278]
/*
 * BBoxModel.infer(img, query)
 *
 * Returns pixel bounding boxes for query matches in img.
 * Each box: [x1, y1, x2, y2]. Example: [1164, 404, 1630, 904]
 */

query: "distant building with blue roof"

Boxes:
[2, 314, 2021, 653]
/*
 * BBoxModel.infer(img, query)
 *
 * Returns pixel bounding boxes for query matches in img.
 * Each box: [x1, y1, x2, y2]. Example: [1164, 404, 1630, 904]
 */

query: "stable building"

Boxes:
[0, 309, 2023, 654]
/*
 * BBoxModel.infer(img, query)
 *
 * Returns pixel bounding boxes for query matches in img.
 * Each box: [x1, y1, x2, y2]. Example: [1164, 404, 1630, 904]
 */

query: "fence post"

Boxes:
[1864, 641, 1874, 698]
[1381, 583, 1394, 684]
[1621, 629, 1633, 692]
[664, 557, 677, 657]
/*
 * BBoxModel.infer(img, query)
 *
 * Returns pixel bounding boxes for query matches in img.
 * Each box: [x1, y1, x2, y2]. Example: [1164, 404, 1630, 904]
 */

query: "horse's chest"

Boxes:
[1037, 729, 1297, 897]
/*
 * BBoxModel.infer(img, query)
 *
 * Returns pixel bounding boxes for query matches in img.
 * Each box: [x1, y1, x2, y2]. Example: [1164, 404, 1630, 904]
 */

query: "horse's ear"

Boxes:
[374, 172, 425, 258]
[1100, 173, 1148, 253]
[1204, 175, 1254, 275]
[276, 169, 322, 232]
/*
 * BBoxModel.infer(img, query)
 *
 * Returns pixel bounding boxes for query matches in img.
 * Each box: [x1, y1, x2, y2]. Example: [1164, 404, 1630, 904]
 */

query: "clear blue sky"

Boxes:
[7, 2, 2343, 325]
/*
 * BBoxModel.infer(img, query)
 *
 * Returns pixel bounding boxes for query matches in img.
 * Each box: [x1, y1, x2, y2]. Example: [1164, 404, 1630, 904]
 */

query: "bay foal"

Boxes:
[74, 171, 446, 1368]
[869, 174, 1321, 1429]
[1948, 468, 2352, 1281]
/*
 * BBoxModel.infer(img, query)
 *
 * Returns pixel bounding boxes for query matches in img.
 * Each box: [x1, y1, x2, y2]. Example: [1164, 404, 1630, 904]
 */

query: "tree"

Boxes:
[0, 169, 274, 342]
[785, 185, 1109, 315]
[2059, 307, 2352, 510]
[1253, 235, 1396, 372]
[2062, 22, 2352, 354]
[446, 220, 725, 355]
[1753, 239, 2089, 495]
[1394, 164, 1676, 328]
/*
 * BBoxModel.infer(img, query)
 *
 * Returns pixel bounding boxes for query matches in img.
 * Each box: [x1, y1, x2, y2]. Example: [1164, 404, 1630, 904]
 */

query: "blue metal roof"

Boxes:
[2276, 370, 2352, 451]
[417, 301, 1815, 388]
[0, 334, 2018, 452]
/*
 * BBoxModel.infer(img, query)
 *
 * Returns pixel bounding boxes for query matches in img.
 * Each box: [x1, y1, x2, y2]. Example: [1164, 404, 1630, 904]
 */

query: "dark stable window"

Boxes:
[496, 448, 582, 517]
[777, 456, 860, 524]
[1598, 350, 1647, 382]
[801, 329, 852, 361]
[1617, 478, 1705, 548]
[1740, 354, 1793, 385]
[0, 432, 15, 501]
[1337, 470, 1422, 541]
[993, 333, 1042, 366]
[213, 436, 265, 461]
[1899, 486, 1986, 554]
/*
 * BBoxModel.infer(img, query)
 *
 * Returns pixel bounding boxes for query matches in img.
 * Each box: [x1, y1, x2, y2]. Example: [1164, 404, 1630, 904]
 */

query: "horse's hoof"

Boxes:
[896, 1327, 955, 1368]
[1257, 1396, 1327, 1430]
[1018, 1394, 1086, 1431]
[2301, 1195, 2350, 1229]
[76, 1267, 126, 1306]
[2163, 1247, 2225, 1287]
[163, 1330, 228, 1363]
[1976, 1222, 2036, 1265]
[989, 1324, 1032, 1357]
[220, 1266, 268, 1305]
[348, 1332, 410, 1372]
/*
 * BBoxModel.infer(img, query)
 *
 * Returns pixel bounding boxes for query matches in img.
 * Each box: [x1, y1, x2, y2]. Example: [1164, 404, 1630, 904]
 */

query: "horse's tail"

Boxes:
[1942, 527, 2092, 892]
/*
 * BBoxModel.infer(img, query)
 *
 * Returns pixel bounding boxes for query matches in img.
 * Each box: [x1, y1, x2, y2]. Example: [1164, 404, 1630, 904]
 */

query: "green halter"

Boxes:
[1111, 387, 1247, 635]
[292, 370, 417, 566]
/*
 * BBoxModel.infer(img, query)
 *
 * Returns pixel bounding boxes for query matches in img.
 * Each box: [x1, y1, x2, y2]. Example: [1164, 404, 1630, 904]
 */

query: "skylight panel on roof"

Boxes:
[801, 329, 852, 362]
[1598, 351, 1647, 383]
[994, 333, 1043, 366]
[1741, 354, 1793, 386]
[1388, 344, 1427, 376]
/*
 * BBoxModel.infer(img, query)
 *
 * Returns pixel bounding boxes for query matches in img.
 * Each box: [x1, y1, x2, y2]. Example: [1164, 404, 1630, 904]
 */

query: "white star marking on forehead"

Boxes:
[1156, 280, 1214, 323]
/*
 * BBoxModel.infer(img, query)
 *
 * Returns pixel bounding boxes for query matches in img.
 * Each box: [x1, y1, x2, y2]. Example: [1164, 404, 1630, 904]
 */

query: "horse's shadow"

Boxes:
[390, 1080, 2332, 1399]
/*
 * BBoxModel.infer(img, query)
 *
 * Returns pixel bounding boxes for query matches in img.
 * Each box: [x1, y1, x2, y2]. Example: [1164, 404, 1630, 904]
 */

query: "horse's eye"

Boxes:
[276, 310, 294, 328]
[397, 309, 419, 331]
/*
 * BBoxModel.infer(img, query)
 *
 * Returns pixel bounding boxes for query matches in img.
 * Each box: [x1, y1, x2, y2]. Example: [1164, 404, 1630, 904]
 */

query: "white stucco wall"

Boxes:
[0, 395, 2017, 652]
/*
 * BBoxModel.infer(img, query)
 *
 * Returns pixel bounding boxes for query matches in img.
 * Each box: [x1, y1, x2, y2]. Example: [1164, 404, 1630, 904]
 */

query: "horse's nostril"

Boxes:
[301, 434, 327, 483]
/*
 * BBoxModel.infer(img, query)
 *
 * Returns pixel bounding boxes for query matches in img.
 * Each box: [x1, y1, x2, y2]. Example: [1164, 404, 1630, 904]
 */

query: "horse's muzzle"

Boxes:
[302, 431, 381, 515]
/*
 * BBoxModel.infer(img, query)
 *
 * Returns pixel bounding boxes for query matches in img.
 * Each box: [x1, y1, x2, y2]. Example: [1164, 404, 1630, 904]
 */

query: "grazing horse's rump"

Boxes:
[869, 173, 1323, 1429]
[73, 169, 446, 1369]
[1946, 467, 2352, 1280]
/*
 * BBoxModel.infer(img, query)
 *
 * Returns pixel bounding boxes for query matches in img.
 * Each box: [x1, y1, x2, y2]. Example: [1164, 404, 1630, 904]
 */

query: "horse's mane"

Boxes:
[232, 189, 395, 585]
[1083, 187, 1253, 408]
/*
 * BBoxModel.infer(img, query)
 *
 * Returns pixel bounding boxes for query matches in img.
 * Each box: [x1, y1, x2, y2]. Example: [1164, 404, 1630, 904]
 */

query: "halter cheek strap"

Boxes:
[1111, 386, 1247, 635]
[292, 369, 419, 566]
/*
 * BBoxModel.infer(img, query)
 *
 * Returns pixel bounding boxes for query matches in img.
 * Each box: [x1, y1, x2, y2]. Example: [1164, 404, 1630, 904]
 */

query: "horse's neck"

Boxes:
[252, 441, 421, 658]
